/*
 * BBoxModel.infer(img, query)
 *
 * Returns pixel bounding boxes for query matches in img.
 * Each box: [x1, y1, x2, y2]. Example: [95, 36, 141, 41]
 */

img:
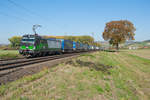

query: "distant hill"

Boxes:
[124, 40, 150, 48]
[93, 40, 150, 49]
[143, 40, 150, 42]
[0, 44, 9, 46]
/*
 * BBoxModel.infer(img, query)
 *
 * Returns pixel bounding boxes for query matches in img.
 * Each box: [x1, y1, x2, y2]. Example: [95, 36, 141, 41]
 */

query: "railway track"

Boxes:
[0, 57, 25, 62]
[0, 52, 90, 78]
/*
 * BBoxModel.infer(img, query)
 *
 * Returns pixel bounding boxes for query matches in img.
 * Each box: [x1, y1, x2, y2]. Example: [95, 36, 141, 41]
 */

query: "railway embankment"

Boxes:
[0, 50, 150, 100]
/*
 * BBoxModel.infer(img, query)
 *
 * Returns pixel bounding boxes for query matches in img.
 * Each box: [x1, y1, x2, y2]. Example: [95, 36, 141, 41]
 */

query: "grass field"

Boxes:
[0, 50, 150, 100]
[0, 50, 21, 59]
[125, 49, 150, 59]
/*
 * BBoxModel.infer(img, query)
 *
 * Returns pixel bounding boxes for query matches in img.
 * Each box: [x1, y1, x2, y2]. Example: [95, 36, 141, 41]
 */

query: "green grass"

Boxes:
[124, 49, 150, 59]
[0, 50, 21, 59]
[1, 50, 150, 100]
[80, 53, 96, 59]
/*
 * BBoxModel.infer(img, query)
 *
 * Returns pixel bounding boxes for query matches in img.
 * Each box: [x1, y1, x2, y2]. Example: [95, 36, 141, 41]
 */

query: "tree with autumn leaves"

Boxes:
[103, 20, 136, 50]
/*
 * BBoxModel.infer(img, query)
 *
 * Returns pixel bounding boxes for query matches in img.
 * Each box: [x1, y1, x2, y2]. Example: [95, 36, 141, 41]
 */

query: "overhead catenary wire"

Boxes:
[0, 11, 32, 24]
[7, 0, 38, 17]
[6, 0, 60, 32]
[7, 0, 46, 21]
[91, 32, 101, 42]
[95, 32, 101, 41]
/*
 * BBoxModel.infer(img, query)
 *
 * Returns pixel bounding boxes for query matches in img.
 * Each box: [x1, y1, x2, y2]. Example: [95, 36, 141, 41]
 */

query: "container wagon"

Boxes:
[82, 44, 89, 51]
[46, 38, 61, 55]
[58, 39, 73, 52]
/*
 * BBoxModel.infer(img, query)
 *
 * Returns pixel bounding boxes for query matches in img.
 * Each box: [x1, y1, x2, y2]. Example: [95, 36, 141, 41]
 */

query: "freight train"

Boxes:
[19, 34, 101, 57]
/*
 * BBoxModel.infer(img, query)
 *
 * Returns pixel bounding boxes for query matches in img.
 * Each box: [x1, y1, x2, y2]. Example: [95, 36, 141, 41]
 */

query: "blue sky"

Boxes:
[0, 0, 150, 44]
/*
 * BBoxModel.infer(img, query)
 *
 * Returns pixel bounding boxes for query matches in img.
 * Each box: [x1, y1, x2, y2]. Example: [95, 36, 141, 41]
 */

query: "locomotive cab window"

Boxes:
[21, 36, 35, 44]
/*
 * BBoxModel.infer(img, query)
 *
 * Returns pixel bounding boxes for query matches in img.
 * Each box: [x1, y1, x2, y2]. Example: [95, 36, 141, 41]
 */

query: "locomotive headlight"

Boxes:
[28, 45, 35, 50]
[33, 46, 35, 50]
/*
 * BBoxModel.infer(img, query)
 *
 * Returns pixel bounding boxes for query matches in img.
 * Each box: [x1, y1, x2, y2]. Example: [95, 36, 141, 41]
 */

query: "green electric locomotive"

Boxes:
[19, 34, 61, 57]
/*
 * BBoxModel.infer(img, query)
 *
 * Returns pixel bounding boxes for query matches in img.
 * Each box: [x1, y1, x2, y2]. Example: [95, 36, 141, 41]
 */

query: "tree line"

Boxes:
[8, 35, 101, 48]
[43, 35, 101, 46]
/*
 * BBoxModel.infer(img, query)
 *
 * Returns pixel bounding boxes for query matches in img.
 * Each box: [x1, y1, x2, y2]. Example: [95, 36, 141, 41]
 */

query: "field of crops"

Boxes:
[0, 49, 150, 100]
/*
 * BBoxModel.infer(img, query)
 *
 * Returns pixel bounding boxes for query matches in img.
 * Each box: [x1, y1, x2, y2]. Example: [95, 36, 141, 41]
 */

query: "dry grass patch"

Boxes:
[125, 49, 150, 59]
